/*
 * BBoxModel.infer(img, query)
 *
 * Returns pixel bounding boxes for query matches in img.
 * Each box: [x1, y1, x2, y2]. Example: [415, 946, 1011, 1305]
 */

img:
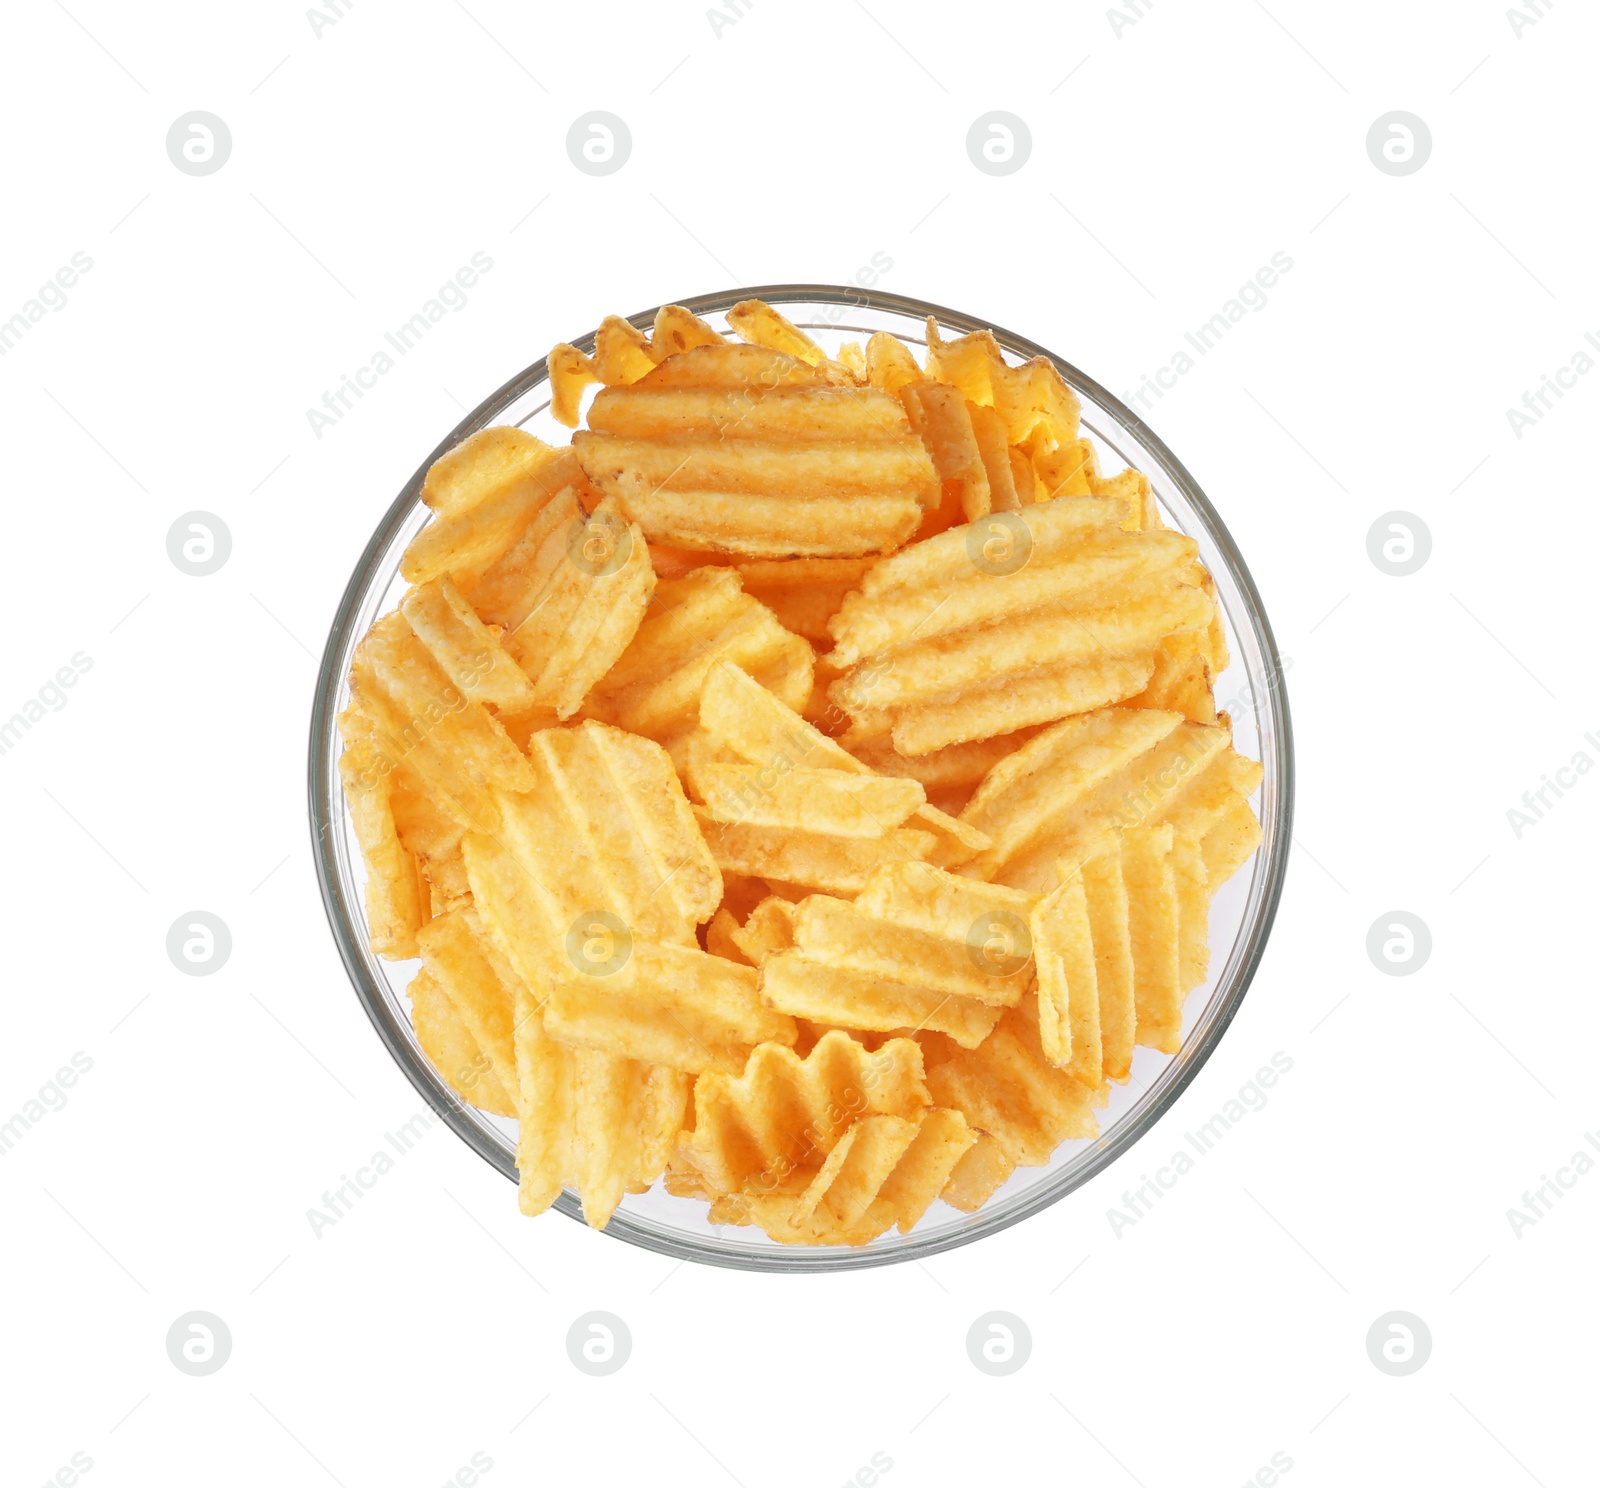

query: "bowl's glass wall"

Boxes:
[308, 287, 1293, 1272]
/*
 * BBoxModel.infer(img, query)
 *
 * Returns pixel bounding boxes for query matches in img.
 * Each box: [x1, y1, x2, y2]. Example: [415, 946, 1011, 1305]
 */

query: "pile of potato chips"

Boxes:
[338, 299, 1263, 1245]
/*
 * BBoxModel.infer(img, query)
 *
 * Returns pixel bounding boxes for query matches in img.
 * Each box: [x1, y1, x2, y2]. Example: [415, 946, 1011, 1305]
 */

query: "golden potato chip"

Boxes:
[574, 360, 933, 557]
[960, 707, 1229, 890]
[1080, 849, 1137, 1083]
[728, 894, 797, 965]
[969, 401, 1024, 513]
[939, 1131, 1016, 1212]
[690, 763, 924, 837]
[402, 437, 578, 587]
[497, 493, 655, 720]
[698, 660, 989, 868]
[510, 982, 689, 1228]
[410, 969, 515, 1116]
[791, 888, 1029, 1009]
[417, 908, 519, 1107]
[1120, 824, 1182, 1054]
[899, 380, 990, 534]
[704, 907, 749, 964]
[865, 331, 924, 395]
[826, 502, 1212, 753]
[400, 574, 539, 714]
[673, 1030, 929, 1197]
[1029, 872, 1102, 1081]
[735, 556, 874, 648]
[714, 1105, 974, 1244]
[923, 998, 1100, 1168]
[695, 809, 935, 895]
[585, 568, 814, 754]
[725, 299, 826, 364]
[545, 938, 795, 1074]
[338, 737, 427, 958]
[923, 319, 1080, 446]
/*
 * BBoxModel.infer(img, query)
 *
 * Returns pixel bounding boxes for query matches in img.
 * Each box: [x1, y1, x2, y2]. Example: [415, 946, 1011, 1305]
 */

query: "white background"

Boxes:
[2, 1, 1594, 1484]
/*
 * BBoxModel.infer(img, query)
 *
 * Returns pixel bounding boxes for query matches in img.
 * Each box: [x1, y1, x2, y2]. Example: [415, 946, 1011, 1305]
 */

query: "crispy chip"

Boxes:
[410, 969, 514, 1116]
[691, 763, 924, 837]
[728, 894, 797, 965]
[674, 1030, 929, 1197]
[1081, 849, 1137, 1083]
[735, 556, 874, 648]
[500, 493, 656, 720]
[961, 707, 1232, 891]
[574, 341, 932, 557]
[1030, 873, 1102, 1082]
[900, 380, 991, 534]
[402, 437, 577, 586]
[726, 299, 826, 364]
[698, 661, 989, 868]
[939, 1131, 1016, 1212]
[545, 938, 795, 1075]
[923, 998, 1100, 1167]
[401, 574, 539, 714]
[586, 569, 814, 753]
[1121, 824, 1182, 1054]
[339, 737, 427, 958]
[417, 909, 520, 1109]
[826, 502, 1212, 753]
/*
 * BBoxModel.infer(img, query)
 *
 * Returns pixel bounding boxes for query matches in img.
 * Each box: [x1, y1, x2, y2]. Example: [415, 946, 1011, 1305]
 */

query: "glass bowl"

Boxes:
[308, 286, 1294, 1272]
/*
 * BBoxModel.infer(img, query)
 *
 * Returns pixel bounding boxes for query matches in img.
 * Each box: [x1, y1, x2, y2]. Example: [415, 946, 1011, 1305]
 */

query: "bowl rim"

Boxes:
[307, 283, 1295, 1272]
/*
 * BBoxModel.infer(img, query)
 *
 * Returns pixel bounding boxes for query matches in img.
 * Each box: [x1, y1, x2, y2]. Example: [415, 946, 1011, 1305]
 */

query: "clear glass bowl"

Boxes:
[308, 286, 1294, 1272]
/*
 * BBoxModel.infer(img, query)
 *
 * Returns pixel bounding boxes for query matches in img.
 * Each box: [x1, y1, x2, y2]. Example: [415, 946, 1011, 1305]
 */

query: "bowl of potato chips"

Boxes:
[309, 287, 1292, 1270]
